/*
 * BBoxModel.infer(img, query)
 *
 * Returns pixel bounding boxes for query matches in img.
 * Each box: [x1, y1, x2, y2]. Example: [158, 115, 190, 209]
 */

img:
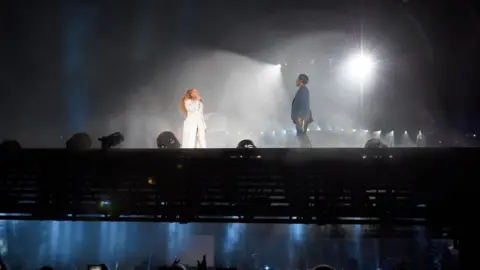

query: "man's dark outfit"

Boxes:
[291, 84, 313, 148]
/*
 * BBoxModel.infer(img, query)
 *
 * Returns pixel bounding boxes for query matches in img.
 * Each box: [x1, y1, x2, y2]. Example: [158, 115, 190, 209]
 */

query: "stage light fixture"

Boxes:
[0, 140, 21, 150]
[157, 131, 181, 149]
[237, 139, 256, 149]
[98, 132, 124, 150]
[364, 138, 388, 148]
[65, 132, 92, 151]
[347, 52, 375, 83]
[416, 131, 426, 147]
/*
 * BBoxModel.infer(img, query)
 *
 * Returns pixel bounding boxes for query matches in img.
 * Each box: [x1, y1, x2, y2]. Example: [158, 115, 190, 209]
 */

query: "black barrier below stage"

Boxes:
[0, 148, 473, 233]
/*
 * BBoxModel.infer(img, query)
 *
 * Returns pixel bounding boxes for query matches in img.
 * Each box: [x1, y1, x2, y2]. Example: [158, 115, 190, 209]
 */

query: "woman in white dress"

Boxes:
[180, 88, 207, 148]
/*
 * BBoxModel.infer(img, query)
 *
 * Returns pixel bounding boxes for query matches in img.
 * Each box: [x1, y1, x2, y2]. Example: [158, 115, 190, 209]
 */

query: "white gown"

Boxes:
[181, 99, 207, 148]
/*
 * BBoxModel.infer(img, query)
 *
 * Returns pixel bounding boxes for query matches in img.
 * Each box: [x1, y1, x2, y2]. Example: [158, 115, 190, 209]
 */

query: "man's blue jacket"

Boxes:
[291, 85, 313, 124]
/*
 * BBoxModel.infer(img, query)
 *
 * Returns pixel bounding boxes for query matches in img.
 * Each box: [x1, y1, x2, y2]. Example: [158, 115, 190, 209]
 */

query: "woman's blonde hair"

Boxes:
[179, 88, 196, 116]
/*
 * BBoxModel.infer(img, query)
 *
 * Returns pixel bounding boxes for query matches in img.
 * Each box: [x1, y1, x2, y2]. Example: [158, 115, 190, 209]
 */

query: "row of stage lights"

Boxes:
[60, 129, 413, 150]
[279, 58, 333, 66]
[3, 129, 470, 152]
[0, 129, 419, 151]
[278, 51, 377, 84]
[223, 129, 423, 136]
[60, 131, 257, 150]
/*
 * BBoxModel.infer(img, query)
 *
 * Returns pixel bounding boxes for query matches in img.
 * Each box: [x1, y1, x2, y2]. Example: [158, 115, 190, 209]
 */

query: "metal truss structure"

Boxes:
[0, 148, 473, 236]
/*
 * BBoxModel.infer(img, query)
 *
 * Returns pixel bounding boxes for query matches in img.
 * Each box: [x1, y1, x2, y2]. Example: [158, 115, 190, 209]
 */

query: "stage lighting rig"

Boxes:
[0, 140, 21, 150]
[65, 132, 92, 151]
[98, 132, 124, 150]
[364, 138, 387, 148]
[348, 53, 375, 81]
[237, 139, 256, 149]
[157, 131, 181, 149]
[344, 51, 377, 88]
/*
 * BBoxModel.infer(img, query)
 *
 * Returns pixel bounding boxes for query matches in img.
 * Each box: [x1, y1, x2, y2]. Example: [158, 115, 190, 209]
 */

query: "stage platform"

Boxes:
[0, 147, 474, 232]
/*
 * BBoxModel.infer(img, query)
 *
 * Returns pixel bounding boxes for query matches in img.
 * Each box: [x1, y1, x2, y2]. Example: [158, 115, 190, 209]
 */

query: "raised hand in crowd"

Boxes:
[172, 258, 181, 267]
[197, 255, 207, 270]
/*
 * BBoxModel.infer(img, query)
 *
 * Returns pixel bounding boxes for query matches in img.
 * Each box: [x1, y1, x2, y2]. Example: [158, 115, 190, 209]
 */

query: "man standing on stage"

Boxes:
[291, 73, 313, 148]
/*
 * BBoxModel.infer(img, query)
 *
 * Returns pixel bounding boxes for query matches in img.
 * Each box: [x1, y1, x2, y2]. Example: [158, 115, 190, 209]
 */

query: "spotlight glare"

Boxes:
[347, 53, 375, 81]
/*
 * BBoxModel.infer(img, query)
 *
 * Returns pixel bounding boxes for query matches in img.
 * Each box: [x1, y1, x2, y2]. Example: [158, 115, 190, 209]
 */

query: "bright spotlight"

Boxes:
[347, 53, 374, 81]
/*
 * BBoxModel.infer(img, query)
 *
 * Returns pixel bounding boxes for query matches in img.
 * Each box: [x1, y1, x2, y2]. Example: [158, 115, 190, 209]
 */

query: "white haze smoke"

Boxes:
[108, 49, 289, 148]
